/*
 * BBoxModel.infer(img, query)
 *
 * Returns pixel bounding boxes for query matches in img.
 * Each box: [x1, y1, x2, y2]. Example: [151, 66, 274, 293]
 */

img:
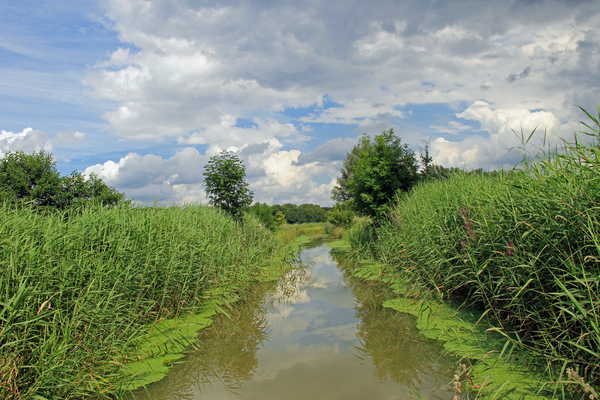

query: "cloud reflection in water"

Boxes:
[132, 241, 454, 400]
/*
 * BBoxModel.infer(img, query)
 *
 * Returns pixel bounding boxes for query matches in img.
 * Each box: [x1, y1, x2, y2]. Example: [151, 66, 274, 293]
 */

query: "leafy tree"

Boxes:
[297, 203, 327, 223]
[331, 140, 366, 205]
[203, 151, 253, 219]
[418, 139, 434, 176]
[337, 129, 419, 220]
[0, 150, 125, 209]
[272, 203, 299, 224]
[271, 203, 327, 224]
[327, 204, 354, 228]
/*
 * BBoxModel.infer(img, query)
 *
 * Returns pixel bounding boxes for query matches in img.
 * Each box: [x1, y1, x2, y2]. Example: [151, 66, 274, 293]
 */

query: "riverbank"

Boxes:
[345, 120, 600, 397]
[338, 252, 547, 399]
[131, 238, 459, 399]
[0, 203, 299, 399]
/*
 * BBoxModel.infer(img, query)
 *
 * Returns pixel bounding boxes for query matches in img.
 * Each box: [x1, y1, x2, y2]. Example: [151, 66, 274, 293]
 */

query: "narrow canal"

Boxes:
[133, 239, 456, 399]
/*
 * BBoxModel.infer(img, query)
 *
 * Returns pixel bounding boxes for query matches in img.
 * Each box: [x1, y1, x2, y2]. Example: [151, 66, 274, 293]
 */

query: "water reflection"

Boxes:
[133, 240, 454, 400]
[335, 253, 455, 391]
[132, 282, 275, 399]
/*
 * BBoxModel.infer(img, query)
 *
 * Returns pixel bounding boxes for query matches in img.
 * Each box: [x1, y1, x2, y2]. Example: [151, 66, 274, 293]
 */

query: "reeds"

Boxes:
[0, 203, 296, 399]
[350, 104, 600, 392]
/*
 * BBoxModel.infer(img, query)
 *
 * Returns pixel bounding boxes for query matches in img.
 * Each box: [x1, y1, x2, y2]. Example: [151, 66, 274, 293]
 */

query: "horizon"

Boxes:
[2, 0, 599, 206]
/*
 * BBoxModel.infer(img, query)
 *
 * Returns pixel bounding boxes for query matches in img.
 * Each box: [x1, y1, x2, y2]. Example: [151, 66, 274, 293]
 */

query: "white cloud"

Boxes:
[0, 128, 51, 156]
[83, 142, 342, 206]
[55, 131, 85, 145]
[84, 147, 209, 204]
[431, 101, 581, 170]
[429, 120, 474, 135]
[12, 0, 594, 204]
[0, 128, 86, 157]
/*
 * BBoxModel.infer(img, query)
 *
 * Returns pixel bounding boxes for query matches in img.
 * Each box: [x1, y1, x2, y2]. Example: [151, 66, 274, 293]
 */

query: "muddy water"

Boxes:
[133, 239, 456, 400]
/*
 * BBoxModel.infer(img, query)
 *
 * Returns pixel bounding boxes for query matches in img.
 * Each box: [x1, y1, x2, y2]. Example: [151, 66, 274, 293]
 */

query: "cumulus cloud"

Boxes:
[431, 101, 580, 170]
[87, 0, 600, 129]
[506, 66, 531, 83]
[0, 128, 51, 155]
[293, 137, 359, 166]
[0, 128, 86, 157]
[72, 0, 600, 203]
[84, 143, 340, 206]
[84, 147, 209, 203]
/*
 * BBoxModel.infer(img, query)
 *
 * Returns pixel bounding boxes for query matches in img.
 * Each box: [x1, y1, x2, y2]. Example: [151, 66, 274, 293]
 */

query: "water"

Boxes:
[133, 239, 455, 400]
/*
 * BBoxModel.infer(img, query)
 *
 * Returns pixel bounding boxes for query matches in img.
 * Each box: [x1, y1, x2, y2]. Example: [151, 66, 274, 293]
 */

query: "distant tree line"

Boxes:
[271, 203, 329, 224]
[247, 202, 330, 229]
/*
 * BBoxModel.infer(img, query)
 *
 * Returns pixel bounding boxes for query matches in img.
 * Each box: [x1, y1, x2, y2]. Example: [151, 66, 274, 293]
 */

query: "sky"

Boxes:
[1, 0, 599, 206]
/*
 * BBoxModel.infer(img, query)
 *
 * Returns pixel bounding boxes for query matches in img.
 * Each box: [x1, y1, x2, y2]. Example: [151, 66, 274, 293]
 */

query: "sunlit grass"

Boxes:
[275, 222, 327, 243]
[0, 203, 296, 399]
[350, 104, 600, 394]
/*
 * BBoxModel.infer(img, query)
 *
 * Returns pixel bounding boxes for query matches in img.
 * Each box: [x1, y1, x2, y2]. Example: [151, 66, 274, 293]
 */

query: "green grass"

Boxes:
[349, 104, 600, 394]
[0, 203, 297, 399]
[275, 222, 327, 244]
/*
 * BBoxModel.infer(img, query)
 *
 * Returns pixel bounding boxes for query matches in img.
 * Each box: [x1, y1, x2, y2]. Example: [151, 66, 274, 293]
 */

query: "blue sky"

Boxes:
[2, 0, 599, 205]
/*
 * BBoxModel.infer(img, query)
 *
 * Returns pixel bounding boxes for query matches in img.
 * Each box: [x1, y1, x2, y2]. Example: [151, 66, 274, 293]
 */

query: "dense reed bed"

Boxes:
[0, 203, 296, 399]
[349, 107, 600, 391]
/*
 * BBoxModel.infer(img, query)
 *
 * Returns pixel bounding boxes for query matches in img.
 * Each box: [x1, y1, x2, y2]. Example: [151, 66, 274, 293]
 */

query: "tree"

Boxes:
[418, 139, 434, 176]
[334, 129, 419, 220]
[331, 140, 366, 205]
[0, 150, 125, 209]
[203, 151, 253, 219]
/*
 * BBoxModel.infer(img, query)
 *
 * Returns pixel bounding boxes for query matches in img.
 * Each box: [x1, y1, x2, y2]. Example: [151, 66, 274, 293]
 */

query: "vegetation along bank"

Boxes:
[341, 104, 600, 396]
[0, 151, 300, 399]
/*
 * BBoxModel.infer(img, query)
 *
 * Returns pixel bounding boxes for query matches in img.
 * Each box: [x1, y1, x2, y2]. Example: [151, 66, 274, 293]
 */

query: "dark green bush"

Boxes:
[327, 205, 354, 228]
[0, 150, 125, 209]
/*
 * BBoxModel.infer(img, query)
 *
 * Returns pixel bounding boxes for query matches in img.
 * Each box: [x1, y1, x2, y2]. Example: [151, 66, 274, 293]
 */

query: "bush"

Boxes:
[247, 202, 277, 229]
[0, 151, 125, 209]
[327, 205, 354, 228]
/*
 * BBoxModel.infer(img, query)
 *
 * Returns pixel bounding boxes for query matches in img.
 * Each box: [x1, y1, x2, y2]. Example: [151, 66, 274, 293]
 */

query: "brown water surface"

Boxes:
[132, 239, 455, 400]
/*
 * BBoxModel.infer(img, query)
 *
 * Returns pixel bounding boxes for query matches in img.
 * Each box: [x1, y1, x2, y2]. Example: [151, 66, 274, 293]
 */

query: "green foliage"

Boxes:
[0, 151, 125, 209]
[275, 210, 287, 226]
[334, 129, 419, 220]
[324, 223, 335, 235]
[203, 151, 253, 220]
[0, 203, 296, 398]
[327, 204, 354, 228]
[247, 202, 276, 229]
[272, 203, 299, 223]
[331, 141, 365, 205]
[297, 203, 327, 223]
[351, 103, 600, 390]
[271, 203, 327, 224]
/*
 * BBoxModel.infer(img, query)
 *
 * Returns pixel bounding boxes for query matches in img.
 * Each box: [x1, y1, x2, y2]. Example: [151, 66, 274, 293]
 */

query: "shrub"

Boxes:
[0, 151, 125, 209]
[327, 205, 354, 228]
[247, 202, 277, 229]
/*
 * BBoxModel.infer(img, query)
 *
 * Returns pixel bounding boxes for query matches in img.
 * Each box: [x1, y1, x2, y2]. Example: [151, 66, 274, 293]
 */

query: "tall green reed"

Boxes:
[352, 104, 600, 389]
[0, 203, 295, 399]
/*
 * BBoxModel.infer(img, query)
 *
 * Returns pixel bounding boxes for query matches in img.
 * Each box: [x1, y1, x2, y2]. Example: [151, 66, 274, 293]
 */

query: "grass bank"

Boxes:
[0, 203, 298, 399]
[348, 107, 600, 395]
